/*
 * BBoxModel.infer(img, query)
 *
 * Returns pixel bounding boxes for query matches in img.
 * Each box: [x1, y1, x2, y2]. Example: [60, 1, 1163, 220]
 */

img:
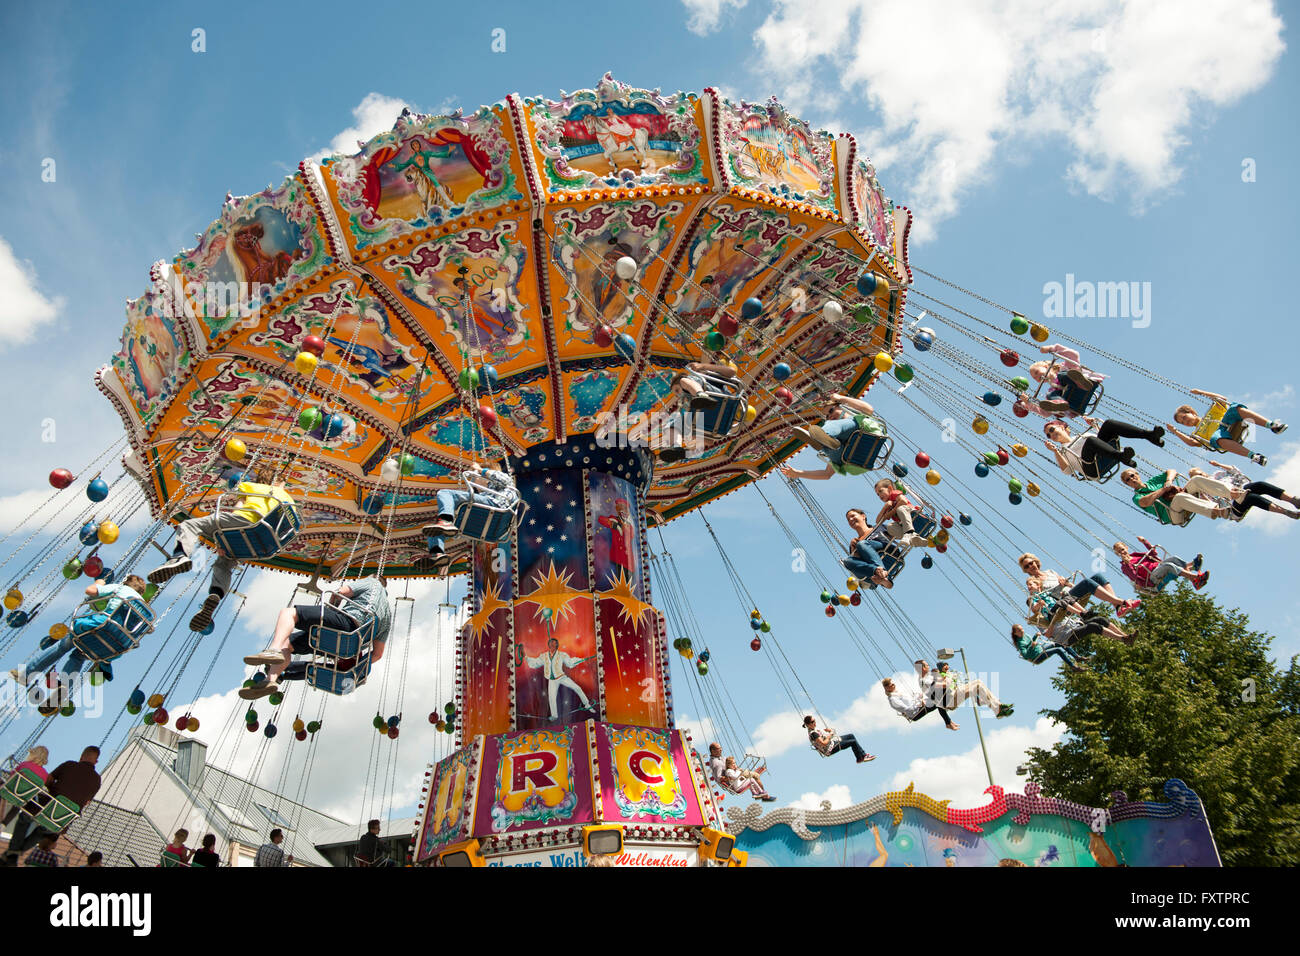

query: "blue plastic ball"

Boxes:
[912, 330, 934, 352]
[741, 298, 763, 319]
[982, 392, 1003, 407]
[361, 493, 385, 516]
[252, 672, 267, 684]
[322, 413, 347, 440]
[892, 463, 909, 478]
[855, 272, 878, 297]
[614, 334, 638, 362]
[958, 513, 972, 526]
[7, 610, 30, 628]
[1009, 492, 1023, 505]
[975, 463, 990, 478]
[921, 554, 934, 569]
[773, 362, 791, 381]
[78, 522, 99, 546]
[264, 723, 277, 738]
[387, 715, 400, 728]
[750, 618, 761, 630]
[87, 477, 109, 502]
[479, 365, 499, 389]
[226, 470, 245, 490]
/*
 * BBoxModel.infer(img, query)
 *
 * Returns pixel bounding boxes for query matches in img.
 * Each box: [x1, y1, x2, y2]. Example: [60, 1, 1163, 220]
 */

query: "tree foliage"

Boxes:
[1025, 585, 1300, 866]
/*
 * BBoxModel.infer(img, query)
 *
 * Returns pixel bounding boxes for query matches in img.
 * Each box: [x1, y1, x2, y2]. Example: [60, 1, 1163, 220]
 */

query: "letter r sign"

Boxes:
[511, 751, 559, 792]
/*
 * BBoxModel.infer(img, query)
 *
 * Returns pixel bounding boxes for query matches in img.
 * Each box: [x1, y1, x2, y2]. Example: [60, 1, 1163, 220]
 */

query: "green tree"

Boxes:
[1025, 585, 1300, 866]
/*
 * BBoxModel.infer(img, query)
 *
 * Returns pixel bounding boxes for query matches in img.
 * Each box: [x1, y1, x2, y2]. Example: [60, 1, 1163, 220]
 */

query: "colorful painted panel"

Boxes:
[597, 600, 664, 728]
[528, 73, 707, 192]
[851, 159, 893, 251]
[596, 724, 705, 824]
[415, 744, 481, 861]
[323, 106, 525, 250]
[717, 96, 837, 213]
[465, 540, 514, 738]
[112, 286, 193, 428]
[514, 596, 597, 729]
[479, 725, 591, 833]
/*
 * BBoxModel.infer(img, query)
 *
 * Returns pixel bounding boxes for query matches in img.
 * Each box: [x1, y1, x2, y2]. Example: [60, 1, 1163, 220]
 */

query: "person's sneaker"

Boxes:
[189, 594, 221, 633]
[238, 681, 280, 701]
[1192, 553, 1204, 571]
[1117, 599, 1141, 617]
[760, 795, 777, 802]
[996, 704, 1014, 718]
[1193, 571, 1209, 590]
[1270, 420, 1288, 434]
[808, 424, 841, 450]
[1038, 399, 1072, 414]
[1149, 426, 1165, 447]
[244, 651, 287, 667]
[902, 533, 929, 548]
[147, 554, 192, 585]
[1251, 452, 1268, 467]
[422, 520, 458, 537]
[1065, 369, 1094, 390]
[857, 754, 877, 763]
[1119, 447, 1138, 467]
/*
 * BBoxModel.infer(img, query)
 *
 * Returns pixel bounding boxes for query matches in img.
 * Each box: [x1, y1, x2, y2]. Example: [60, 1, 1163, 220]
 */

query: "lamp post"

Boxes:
[937, 647, 994, 787]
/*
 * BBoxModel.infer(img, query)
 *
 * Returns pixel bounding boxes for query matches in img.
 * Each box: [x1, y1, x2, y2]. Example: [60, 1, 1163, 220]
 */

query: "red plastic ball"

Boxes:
[478, 406, 498, 429]
[824, 605, 836, 617]
[750, 637, 761, 651]
[388, 727, 399, 739]
[301, 335, 327, 356]
[82, 555, 104, 578]
[594, 325, 615, 348]
[775, 387, 794, 405]
[429, 712, 438, 723]
[936, 544, 948, 554]
[296, 729, 308, 741]
[915, 452, 930, 468]
[717, 313, 739, 337]
[849, 591, 862, 606]
[247, 721, 259, 733]
[1012, 400, 1030, 418]
[175, 714, 188, 730]
[1000, 349, 1019, 367]
[940, 514, 954, 529]
[49, 468, 74, 489]
[996, 449, 1010, 466]
[154, 707, 168, 726]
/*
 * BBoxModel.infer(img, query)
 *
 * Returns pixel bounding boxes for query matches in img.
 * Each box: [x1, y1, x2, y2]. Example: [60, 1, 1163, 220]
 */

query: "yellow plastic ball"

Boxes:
[838, 594, 850, 606]
[187, 717, 200, 732]
[926, 469, 942, 486]
[1029, 323, 1050, 342]
[97, 521, 120, 544]
[3, 588, 22, 610]
[1026, 481, 1041, 497]
[935, 529, 950, 545]
[436, 720, 446, 732]
[873, 352, 893, 373]
[377, 723, 389, 735]
[743, 404, 757, 424]
[293, 719, 305, 733]
[147, 693, 165, 709]
[846, 577, 859, 591]
[722, 360, 739, 373]
[225, 438, 247, 462]
[750, 609, 761, 619]
[972, 417, 989, 435]
[294, 352, 319, 375]
[49, 622, 69, 641]
[1011, 443, 1029, 458]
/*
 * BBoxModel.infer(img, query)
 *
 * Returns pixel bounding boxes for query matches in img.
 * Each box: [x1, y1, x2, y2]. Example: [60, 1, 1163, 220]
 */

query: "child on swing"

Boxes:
[1167, 388, 1287, 466]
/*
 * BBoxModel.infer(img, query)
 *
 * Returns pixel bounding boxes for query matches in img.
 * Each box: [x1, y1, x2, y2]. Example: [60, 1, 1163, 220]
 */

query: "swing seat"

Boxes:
[0, 768, 45, 807]
[838, 431, 893, 470]
[211, 495, 302, 561]
[30, 793, 81, 833]
[307, 596, 377, 659]
[911, 507, 938, 540]
[1193, 401, 1248, 446]
[1057, 379, 1103, 416]
[454, 496, 519, 544]
[160, 849, 190, 867]
[1077, 457, 1120, 484]
[305, 652, 372, 695]
[859, 539, 907, 590]
[689, 374, 745, 439]
[69, 598, 155, 663]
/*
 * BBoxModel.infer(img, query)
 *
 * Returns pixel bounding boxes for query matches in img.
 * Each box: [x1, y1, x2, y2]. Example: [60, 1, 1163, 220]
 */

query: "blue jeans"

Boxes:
[843, 537, 886, 578]
[827, 734, 867, 761]
[1033, 646, 1083, 666]
[426, 489, 470, 553]
[821, 417, 861, 466]
[21, 628, 92, 677]
[1069, 573, 1110, 600]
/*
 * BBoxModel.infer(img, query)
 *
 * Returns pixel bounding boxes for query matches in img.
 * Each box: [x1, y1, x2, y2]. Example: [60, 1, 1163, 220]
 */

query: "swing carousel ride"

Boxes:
[0, 75, 1241, 866]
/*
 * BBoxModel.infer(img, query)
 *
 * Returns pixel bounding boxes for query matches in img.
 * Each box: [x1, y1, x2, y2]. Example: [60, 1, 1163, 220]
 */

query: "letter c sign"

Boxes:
[628, 749, 664, 785]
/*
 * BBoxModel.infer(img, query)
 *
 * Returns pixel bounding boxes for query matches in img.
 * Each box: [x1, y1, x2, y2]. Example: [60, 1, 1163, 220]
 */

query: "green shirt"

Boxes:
[1133, 474, 1174, 524]
[1014, 632, 1042, 661]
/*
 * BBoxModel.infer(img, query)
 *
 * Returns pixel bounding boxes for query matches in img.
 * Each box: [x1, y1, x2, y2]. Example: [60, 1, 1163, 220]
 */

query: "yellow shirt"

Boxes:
[233, 482, 296, 523]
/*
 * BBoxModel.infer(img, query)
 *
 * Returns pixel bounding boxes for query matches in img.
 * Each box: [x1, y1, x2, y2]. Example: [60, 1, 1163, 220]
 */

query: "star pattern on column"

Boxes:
[597, 566, 655, 628]
[517, 559, 584, 629]
[469, 577, 509, 647]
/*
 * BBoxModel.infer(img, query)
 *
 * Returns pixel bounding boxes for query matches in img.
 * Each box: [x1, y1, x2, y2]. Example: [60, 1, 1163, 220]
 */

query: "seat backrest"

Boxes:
[214, 501, 301, 560]
[1193, 402, 1230, 443]
[840, 431, 889, 470]
[305, 654, 373, 695]
[1060, 379, 1101, 414]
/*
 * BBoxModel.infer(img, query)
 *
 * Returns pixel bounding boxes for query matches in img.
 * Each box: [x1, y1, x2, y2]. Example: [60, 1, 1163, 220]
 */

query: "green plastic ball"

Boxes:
[373, 715, 385, 729]
[704, 330, 726, 351]
[268, 692, 283, 706]
[307, 721, 321, 734]
[458, 368, 479, 391]
[1008, 478, 1023, 494]
[1010, 314, 1030, 335]
[760, 621, 770, 633]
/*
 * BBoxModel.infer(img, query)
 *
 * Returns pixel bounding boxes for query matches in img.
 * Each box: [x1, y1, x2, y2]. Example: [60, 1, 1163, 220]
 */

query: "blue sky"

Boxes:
[0, 0, 1295, 829]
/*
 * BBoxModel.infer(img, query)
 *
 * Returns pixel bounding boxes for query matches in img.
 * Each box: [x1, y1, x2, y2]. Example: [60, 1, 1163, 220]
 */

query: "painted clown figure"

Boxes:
[523, 636, 594, 721]
[598, 498, 635, 574]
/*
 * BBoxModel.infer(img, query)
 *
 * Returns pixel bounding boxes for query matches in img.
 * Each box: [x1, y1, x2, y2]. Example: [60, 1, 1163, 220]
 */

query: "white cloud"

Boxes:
[309, 93, 416, 163]
[882, 716, 1065, 807]
[788, 783, 853, 810]
[748, 0, 1285, 240]
[1239, 384, 1294, 413]
[682, 0, 748, 35]
[676, 712, 719, 751]
[0, 235, 62, 347]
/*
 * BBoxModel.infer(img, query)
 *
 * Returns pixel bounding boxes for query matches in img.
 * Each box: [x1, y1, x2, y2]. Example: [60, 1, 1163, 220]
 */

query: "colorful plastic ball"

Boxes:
[696, 660, 709, 676]
[750, 617, 762, 631]
[294, 352, 318, 375]
[251, 672, 267, 685]
[1010, 375, 1030, 392]
[855, 272, 879, 296]
[846, 576, 859, 591]
[49, 622, 69, 641]
[819, 589, 832, 604]
[1030, 324, 1050, 343]
[82, 555, 104, 578]
[974, 462, 990, 478]
[773, 362, 791, 381]
[96, 521, 119, 545]
[224, 439, 247, 463]
[307, 721, 321, 734]
[126, 702, 141, 715]
[926, 469, 941, 486]
[893, 363, 914, 384]
[1010, 313, 1030, 335]
[935, 543, 948, 554]
[892, 463, 909, 478]
[147, 693, 164, 708]
[742, 404, 757, 424]
[387, 715, 400, 728]
[379, 458, 401, 483]
[614, 334, 638, 361]
[849, 591, 862, 606]
[1011, 443, 1028, 458]
[750, 637, 762, 651]
[996, 449, 1010, 466]
[1009, 492, 1023, 505]
[594, 325, 615, 348]
[873, 352, 893, 373]
[62, 559, 83, 580]
[246, 722, 260, 733]
[246, 710, 259, 725]
[373, 715, 385, 729]
[87, 669, 104, 687]
[87, 477, 109, 502]
[142, 711, 156, 725]
[999, 349, 1019, 368]
[7, 610, 30, 628]
[1026, 482, 1041, 497]
[935, 529, 950, 545]
[298, 407, 322, 431]
[187, 717, 200, 732]
[774, 387, 794, 405]
[822, 300, 844, 324]
[396, 452, 415, 476]
[704, 330, 726, 351]
[912, 328, 935, 351]
[387, 727, 399, 739]
[361, 493, 385, 516]
[982, 391, 1002, 406]
[921, 554, 934, 569]
[78, 522, 99, 546]
[268, 692, 283, 706]
[479, 365, 499, 389]
[322, 413, 347, 439]
[224, 470, 247, 491]
[750, 608, 762, 620]
[915, 452, 930, 468]
[4, 588, 21, 611]
[838, 594, 851, 606]
[295, 730, 308, 742]
[128, 688, 145, 706]
[972, 417, 989, 435]
[264, 724, 277, 738]
[293, 718, 306, 733]
[717, 313, 740, 337]
[959, 513, 972, 526]
[760, 621, 770, 633]
[741, 298, 763, 319]
[444, 723, 456, 735]
[983, 452, 1000, 466]
[1012, 400, 1030, 418]
[614, 255, 638, 280]
[445, 702, 456, 715]
[175, 713, 189, 730]
[824, 605, 836, 618]
[457, 368, 480, 391]
[49, 468, 74, 489]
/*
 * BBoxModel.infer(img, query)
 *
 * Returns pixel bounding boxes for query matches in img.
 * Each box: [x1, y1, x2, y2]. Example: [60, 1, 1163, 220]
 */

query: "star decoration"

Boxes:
[469, 576, 509, 647]
[517, 559, 585, 629]
[598, 566, 656, 629]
